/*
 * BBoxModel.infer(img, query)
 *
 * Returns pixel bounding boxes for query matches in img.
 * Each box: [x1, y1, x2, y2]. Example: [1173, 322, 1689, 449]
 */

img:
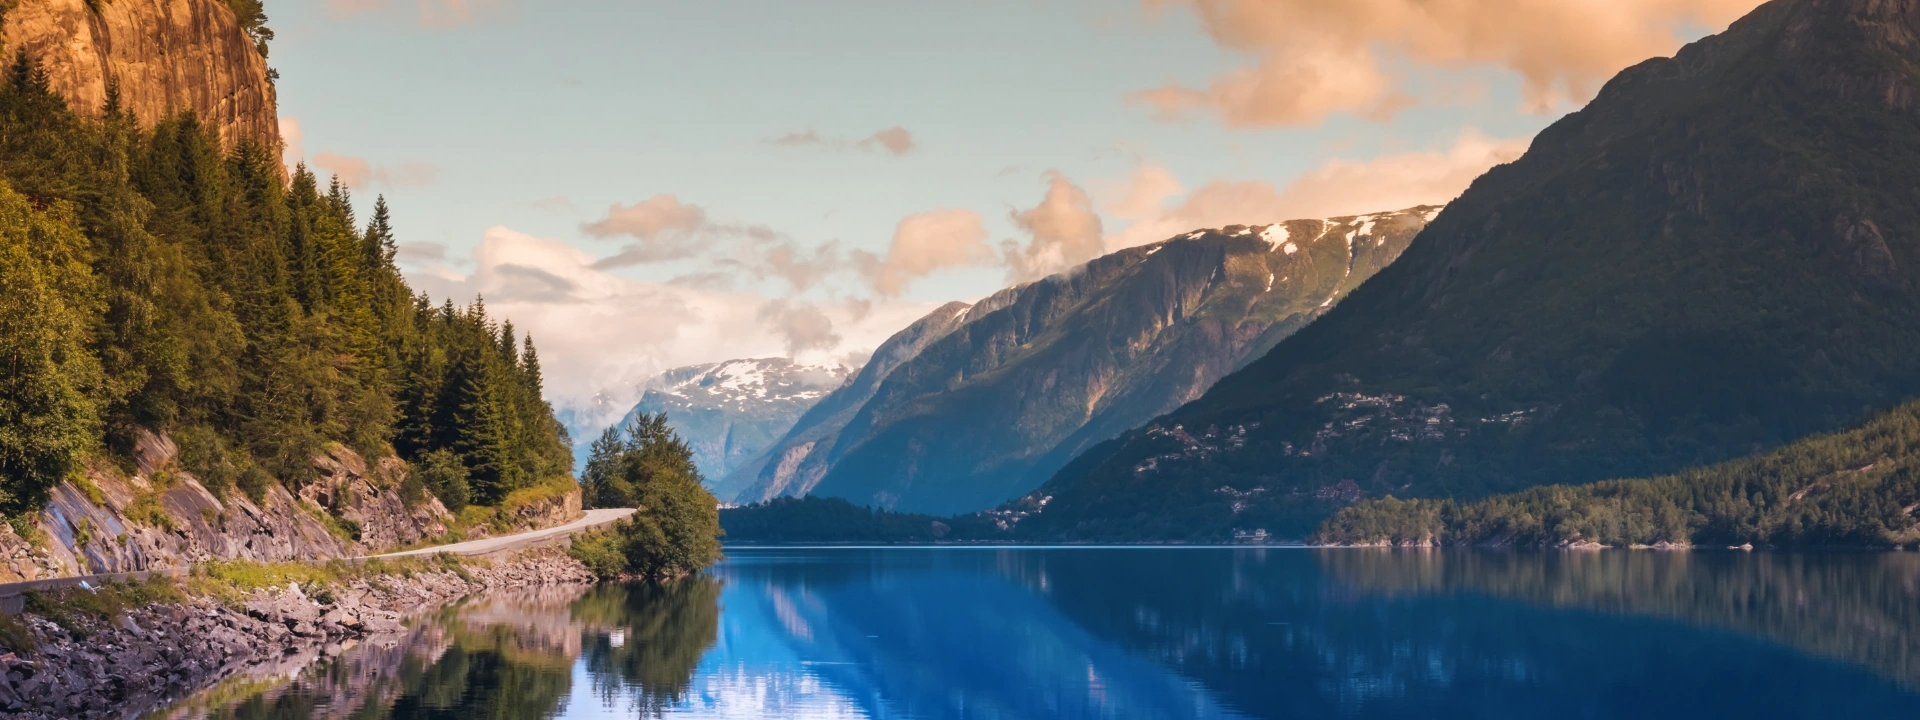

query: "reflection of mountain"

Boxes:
[706, 551, 1252, 719]
[1023, 550, 1920, 718]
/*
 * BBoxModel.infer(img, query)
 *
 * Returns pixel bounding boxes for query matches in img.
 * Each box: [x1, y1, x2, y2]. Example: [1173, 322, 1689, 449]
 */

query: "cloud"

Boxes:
[311, 151, 441, 190]
[583, 194, 786, 271]
[408, 227, 939, 418]
[770, 126, 917, 157]
[858, 127, 916, 156]
[1004, 172, 1106, 283]
[394, 241, 448, 266]
[279, 117, 304, 175]
[757, 300, 842, 356]
[528, 196, 577, 214]
[854, 209, 996, 298]
[1102, 163, 1186, 220]
[329, 0, 506, 26]
[1105, 130, 1531, 249]
[1138, 0, 1763, 126]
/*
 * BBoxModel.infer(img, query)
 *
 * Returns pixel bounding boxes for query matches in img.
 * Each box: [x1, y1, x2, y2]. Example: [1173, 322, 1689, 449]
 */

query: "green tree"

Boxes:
[572, 413, 723, 578]
[0, 184, 103, 514]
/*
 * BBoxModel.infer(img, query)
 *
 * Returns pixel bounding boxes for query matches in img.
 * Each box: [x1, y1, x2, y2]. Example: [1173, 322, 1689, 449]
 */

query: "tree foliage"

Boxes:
[0, 50, 569, 517]
[574, 413, 723, 578]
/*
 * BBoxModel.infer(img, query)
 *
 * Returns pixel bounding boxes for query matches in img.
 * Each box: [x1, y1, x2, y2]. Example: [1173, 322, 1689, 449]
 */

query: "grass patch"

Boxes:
[5, 514, 48, 550]
[21, 577, 187, 640]
[126, 489, 178, 532]
[0, 612, 35, 656]
[70, 470, 105, 506]
[297, 500, 361, 543]
[184, 554, 475, 606]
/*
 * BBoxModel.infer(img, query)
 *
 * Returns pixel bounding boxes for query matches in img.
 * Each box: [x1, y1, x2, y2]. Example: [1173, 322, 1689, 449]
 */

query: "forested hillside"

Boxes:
[1317, 401, 1920, 549]
[0, 51, 571, 525]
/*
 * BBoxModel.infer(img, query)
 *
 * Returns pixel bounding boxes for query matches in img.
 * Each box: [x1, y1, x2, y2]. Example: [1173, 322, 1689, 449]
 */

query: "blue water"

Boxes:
[169, 548, 1920, 719]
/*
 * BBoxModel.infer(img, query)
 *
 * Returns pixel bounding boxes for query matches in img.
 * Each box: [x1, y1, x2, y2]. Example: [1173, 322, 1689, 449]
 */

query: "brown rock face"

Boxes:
[0, 0, 281, 153]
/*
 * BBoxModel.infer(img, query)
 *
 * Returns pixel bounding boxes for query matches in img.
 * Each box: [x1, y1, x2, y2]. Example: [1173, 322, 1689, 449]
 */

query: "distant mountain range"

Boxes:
[1015, 0, 1920, 542]
[613, 359, 852, 498]
[723, 208, 1439, 515]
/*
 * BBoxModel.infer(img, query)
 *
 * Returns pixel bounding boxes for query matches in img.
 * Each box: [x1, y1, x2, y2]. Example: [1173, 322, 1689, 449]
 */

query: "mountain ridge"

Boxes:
[736, 207, 1438, 515]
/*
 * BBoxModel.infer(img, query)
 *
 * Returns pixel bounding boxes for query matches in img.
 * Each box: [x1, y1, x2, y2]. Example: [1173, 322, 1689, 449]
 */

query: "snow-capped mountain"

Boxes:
[613, 359, 855, 497]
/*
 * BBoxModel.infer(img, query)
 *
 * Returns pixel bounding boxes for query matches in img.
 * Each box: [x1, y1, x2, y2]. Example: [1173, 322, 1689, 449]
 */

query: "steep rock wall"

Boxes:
[0, 0, 281, 152]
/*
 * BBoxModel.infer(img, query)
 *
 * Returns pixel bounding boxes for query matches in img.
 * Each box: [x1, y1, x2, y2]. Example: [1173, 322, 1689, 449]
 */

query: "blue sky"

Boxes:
[263, 0, 1755, 425]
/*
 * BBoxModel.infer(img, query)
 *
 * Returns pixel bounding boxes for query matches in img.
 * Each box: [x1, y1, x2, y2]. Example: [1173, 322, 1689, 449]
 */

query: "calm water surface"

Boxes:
[161, 548, 1920, 719]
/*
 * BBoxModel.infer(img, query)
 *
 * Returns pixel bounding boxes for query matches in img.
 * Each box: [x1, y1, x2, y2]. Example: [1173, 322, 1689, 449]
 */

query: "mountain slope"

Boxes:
[754, 209, 1435, 515]
[1020, 0, 1920, 541]
[726, 302, 977, 503]
[617, 358, 851, 499]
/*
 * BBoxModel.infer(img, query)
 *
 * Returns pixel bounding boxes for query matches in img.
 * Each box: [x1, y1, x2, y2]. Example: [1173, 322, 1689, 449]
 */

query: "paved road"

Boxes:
[0, 508, 636, 606]
[372, 508, 635, 559]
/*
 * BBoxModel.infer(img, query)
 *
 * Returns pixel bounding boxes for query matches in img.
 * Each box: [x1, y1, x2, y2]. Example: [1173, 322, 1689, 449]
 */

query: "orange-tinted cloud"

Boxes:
[771, 126, 917, 157]
[855, 209, 996, 298]
[1005, 172, 1105, 282]
[1139, 0, 1764, 126]
[311, 151, 441, 190]
[1106, 130, 1530, 248]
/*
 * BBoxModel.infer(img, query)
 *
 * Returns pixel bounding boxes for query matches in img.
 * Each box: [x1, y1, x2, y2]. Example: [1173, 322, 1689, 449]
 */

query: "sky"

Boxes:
[265, 0, 1763, 432]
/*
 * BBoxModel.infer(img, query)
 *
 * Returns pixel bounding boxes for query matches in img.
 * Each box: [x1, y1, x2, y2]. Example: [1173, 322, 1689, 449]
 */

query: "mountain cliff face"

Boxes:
[616, 358, 853, 500]
[0, 0, 280, 152]
[726, 302, 978, 503]
[736, 209, 1436, 515]
[1021, 0, 1920, 541]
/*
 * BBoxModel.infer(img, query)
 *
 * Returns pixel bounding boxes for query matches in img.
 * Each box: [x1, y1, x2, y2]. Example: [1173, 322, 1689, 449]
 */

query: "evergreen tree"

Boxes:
[0, 184, 103, 514]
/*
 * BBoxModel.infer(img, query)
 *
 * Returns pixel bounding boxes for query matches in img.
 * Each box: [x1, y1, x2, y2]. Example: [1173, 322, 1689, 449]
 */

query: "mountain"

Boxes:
[0, 0, 282, 153]
[732, 208, 1438, 515]
[1018, 0, 1920, 541]
[616, 358, 853, 499]
[725, 302, 979, 503]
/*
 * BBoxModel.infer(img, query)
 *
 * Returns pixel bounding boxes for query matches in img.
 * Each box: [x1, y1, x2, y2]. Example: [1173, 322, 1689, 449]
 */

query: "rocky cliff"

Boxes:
[0, 431, 454, 583]
[0, 0, 280, 152]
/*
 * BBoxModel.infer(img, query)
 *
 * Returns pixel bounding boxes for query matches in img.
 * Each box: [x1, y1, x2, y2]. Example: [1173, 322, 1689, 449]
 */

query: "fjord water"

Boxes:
[171, 549, 1920, 719]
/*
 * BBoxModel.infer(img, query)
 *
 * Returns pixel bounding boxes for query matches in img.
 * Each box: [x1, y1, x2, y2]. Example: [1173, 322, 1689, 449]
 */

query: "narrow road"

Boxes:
[0, 508, 637, 605]
[372, 507, 636, 559]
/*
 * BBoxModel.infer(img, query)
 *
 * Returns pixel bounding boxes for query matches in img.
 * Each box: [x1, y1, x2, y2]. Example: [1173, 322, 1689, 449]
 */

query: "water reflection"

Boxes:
[163, 549, 1920, 719]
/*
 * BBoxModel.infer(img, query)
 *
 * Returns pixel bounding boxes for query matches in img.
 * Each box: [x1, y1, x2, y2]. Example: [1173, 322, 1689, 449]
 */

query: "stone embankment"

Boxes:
[0, 548, 595, 719]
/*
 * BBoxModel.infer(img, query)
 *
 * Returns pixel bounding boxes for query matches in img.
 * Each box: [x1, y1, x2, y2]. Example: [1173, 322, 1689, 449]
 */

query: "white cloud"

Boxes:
[771, 126, 918, 156]
[408, 227, 938, 425]
[854, 209, 997, 298]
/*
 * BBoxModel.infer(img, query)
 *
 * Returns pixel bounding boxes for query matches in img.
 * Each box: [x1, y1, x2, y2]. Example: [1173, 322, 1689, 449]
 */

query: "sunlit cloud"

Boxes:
[1138, 0, 1763, 125]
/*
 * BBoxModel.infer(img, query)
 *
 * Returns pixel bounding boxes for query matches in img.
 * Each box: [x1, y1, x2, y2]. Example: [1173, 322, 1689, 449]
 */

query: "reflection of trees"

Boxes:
[1321, 550, 1920, 689]
[571, 578, 723, 716]
[1022, 549, 1920, 718]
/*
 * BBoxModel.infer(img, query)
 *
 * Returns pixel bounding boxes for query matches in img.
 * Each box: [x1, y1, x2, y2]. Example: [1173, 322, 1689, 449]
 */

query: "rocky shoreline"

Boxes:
[0, 548, 596, 720]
